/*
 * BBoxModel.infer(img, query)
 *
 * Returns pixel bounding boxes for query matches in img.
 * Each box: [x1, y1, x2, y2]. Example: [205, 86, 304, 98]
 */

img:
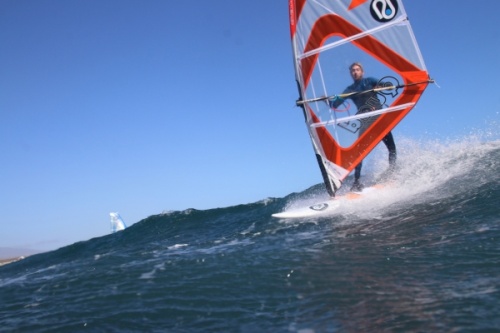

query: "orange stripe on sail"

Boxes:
[300, 14, 421, 86]
[348, 0, 368, 11]
[289, 0, 307, 37]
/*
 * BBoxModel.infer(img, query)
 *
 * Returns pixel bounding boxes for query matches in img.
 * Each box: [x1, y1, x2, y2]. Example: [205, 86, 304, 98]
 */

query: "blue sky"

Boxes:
[1, 1, 499, 252]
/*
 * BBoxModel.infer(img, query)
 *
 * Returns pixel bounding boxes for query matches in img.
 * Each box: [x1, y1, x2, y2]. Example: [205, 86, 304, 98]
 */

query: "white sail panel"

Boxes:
[289, 0, 431, 196]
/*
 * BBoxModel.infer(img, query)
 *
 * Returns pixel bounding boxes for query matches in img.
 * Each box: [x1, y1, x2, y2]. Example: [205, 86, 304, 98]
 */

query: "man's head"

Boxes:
[349, 62, 364, 82]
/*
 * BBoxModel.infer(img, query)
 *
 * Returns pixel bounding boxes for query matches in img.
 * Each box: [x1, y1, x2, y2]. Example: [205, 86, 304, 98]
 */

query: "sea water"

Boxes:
[1, 139, 499, 332]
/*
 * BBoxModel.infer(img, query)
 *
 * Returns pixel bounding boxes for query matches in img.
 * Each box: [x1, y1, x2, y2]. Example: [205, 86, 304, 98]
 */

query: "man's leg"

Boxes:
[351, 161, 364, 191]
[382, 132, 397, 168]
[378, 132, 398, 182]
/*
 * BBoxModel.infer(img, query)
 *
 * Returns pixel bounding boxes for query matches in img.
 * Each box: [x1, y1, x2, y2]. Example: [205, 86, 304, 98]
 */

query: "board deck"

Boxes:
[272, 184, 385, 219]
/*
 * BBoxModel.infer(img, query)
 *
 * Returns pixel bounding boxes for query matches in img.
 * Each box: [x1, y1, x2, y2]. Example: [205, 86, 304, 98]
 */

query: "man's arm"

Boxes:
[328, 85, 351, 108]
[328, 95, 345, 109]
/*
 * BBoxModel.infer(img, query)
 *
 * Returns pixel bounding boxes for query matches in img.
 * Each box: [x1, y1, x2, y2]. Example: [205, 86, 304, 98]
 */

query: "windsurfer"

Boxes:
[329, 62, 397, 192]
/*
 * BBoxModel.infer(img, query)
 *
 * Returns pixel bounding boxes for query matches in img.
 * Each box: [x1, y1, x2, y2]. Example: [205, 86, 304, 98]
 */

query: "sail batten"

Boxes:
[289, 0, 431, 196]
[310, 102, 416, 128]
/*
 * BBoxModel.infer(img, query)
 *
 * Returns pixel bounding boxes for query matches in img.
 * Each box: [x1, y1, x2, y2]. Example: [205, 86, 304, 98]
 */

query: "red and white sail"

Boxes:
[289, 0, 431, 196]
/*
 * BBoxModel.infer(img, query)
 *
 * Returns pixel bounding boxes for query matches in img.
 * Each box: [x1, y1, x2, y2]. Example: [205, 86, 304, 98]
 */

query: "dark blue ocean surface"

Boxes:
[1, 141, 499, 332]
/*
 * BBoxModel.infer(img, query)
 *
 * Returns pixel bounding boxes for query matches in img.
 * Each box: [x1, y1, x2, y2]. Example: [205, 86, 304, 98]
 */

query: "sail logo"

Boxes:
[339, 120, 361, 134]
[370, 0, 398, 22]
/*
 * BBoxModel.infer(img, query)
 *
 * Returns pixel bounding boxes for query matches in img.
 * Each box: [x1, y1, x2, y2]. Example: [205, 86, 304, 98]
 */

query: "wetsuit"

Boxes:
[330, 77, 397, 186]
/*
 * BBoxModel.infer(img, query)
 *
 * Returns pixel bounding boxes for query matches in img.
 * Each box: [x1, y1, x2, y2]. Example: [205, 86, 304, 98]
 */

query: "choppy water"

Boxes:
[1, 139, 499, 332]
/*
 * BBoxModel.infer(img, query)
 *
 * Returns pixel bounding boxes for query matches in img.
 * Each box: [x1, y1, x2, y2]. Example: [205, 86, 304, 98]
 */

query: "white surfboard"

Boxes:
[285, 0, 431, 207]
[272, 185, 383, 219]
[272, 199, 341, 219]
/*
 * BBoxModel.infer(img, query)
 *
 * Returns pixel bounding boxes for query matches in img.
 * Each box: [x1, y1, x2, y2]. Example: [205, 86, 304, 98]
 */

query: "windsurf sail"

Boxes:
[109, 212, 127, 233]
[289, 0, 432, 196]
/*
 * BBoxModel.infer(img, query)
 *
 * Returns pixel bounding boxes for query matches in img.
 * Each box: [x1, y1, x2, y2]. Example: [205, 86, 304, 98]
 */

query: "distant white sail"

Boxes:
[109, 212, 127, 233]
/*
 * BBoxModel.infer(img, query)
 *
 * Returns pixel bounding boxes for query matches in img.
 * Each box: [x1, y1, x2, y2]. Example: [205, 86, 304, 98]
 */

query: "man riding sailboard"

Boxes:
[273, 0, 433, 218]
[328, 62, 398, 192]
